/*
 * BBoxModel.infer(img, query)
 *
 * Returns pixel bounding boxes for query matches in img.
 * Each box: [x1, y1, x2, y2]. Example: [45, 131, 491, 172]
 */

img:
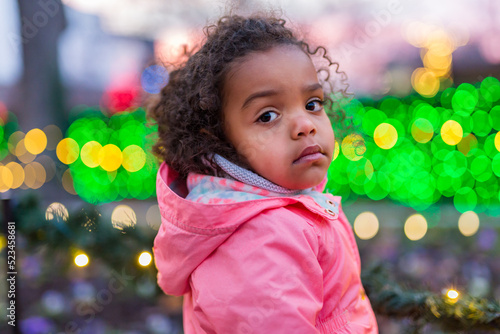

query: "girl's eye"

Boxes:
[257, 111, 278, 123]
[305, 99, 324, 112]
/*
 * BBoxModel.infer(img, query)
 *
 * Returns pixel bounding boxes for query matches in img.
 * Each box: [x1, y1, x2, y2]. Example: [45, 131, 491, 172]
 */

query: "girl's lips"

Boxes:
[293, 152, 324, 164]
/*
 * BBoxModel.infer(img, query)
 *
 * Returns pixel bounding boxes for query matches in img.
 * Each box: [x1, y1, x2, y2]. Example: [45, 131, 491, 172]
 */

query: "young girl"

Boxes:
[150, 14, 378, 333]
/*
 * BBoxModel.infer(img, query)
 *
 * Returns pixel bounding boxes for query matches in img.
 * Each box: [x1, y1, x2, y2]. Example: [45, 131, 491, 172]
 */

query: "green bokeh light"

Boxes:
[57, 77, 500, 213]
[63, 108, 158, 203]
[454, 187, 477, 213]
[362, 107, 387, 136]
[480, 77, 500, 103]
[471, 110, 492, 137]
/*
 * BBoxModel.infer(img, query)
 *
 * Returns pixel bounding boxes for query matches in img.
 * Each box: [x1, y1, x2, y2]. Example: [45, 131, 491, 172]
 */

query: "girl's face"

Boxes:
[222, 45, 335, 190]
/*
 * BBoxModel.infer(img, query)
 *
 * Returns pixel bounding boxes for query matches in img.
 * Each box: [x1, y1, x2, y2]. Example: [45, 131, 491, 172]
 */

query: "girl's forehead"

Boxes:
[221, 45, 322, 108]
[226, 44, 317, 81]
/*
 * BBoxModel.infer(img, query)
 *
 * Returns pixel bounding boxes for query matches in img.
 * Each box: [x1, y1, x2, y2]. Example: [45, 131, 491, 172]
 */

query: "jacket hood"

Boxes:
[153, 162, 331, 296]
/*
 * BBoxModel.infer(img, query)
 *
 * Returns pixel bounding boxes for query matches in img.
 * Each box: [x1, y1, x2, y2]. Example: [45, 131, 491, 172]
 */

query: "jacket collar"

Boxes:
[156, 162, 337, 235]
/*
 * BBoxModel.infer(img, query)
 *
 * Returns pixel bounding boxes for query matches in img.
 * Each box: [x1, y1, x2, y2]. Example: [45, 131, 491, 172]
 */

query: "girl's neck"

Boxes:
[210, 153, 303, 194]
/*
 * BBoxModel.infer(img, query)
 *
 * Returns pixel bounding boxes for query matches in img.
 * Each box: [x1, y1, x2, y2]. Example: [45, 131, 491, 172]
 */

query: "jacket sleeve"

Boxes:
[188, 207, 323, 333]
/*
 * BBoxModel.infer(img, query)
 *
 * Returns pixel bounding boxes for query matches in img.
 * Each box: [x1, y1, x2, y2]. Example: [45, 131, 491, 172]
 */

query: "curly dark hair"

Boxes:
[148, 14, 350, 180]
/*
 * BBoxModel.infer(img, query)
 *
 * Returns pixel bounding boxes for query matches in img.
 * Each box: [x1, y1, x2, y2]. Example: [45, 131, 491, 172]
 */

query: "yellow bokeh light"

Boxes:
[404, 214, 428, 241]
[122, 145, 146, 172]
[441, 120, 463, 145]
[424, 30, 455, 56]
[16, 139, 36, 164]
[422, 51, 452, 77]
[446, 289, 459, 299]
[98, 144, 122, 172]
[0, 235, 6, 252]
[111, 205, 137, 230]
[57, 138, 80, 164]
[24, 128, 47, 155]
[138, 251, 153, 266]
[495, 131, 500, 152]
[411, 118, 434, 143]
[332, 140, 340, 161]
[6, 162, 24, 189]
[411, 67, 440, 98]
[46, 202, 69, 221]
[81, 141, 102, 168]
[341, 134, 366, 161]
[74, 253, 89, 267]
[374, 123, 398, 150]
[458, 211, 479, 237]
[24, 162, 46, 189]
[354, 212, 379, 240]
[0, 165, 14, 192]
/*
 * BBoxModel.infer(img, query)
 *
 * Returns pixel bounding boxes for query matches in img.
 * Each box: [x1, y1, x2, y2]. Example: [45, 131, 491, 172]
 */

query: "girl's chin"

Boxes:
[281, 179, 324, 191]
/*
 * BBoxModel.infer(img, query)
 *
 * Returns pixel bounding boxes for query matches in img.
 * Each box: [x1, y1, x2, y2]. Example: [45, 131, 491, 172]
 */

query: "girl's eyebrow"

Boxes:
[306, 83, 323, 92]
[241, 82, 323, 110]
[242, 89, 279, 110]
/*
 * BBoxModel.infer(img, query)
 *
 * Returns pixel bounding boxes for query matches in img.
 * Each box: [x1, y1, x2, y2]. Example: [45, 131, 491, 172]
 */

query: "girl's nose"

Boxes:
[291, 114, 317, 139]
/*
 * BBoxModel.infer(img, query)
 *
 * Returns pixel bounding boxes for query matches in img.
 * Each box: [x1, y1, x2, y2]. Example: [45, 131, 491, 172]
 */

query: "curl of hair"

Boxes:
[148, 14, 352, 179]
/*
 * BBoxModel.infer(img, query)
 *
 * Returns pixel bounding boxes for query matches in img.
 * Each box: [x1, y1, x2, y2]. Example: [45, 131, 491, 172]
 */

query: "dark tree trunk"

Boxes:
[12, 0, 67, 132]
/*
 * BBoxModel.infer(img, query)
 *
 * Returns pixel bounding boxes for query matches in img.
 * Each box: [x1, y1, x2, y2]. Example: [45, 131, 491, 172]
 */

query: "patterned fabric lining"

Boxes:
[185, 154, 339, 215]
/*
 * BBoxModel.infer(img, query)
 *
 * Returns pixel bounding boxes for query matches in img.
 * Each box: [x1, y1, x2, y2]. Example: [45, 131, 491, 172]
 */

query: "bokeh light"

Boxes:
[146, 204, 161, 230]
[16, 139, 36, 164]
[446, 289, 459, 299]
[138, 251, 153, 266]
[404, 214, 428, 241]
[341, 134, 366, 161]
[332, 140, 340, 161]
[122, 145, 146, 172]
[74, 253, 89, 267]
[81, 141, 102, 168]
[111, 205, 137, 230]
[441, 120, 463, 145]
[24, 128, 47, 155]
[411, 118, 434, 143]
[374, 123, 398, 149]
[57, 138, 80, 164]
[45, 202, 69, 222]
[6, 162, 24, 189]
[141, 65, 169, 94]
[457, 134, 478, 156]
[8, 131, 24, 155]
[24, 162, 46, 189]
[458, 211, 480, 236]
[43, 124, 63, 150]
[495, 131, 500, 152]
[62, 169, 77, 195]
[98, 144, 123, 172]
[37, 155, 57, 183]
[353, 212, 379, 240]
[0, 165, 14, 192]
[454, 187, 477, 212]
[411, 67, 440, 97]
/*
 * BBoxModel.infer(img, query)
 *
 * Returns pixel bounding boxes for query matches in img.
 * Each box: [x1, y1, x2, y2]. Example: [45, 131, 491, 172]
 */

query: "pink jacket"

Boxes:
[153, 162, 378, 333]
